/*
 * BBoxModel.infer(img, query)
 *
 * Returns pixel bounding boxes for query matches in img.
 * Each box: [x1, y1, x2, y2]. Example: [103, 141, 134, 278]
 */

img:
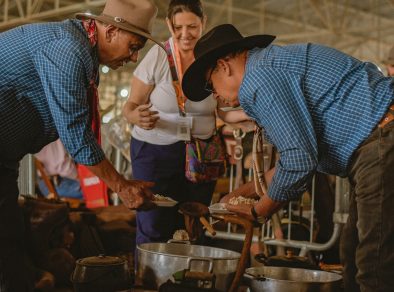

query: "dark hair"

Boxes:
[167, 0, 204, 21]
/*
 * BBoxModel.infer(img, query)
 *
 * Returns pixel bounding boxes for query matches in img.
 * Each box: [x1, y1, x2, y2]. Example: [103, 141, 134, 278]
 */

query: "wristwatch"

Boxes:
[250, 205, 270, 224]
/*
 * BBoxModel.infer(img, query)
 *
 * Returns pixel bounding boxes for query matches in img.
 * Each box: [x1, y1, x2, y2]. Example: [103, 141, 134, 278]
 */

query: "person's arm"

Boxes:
[216, 107, 250, 124]
[216, 105, 255, 136]
[86, 158, 154, 209]
[242, 68, 318, 202]
[34, 39, 154, 209]
[33, 38, 105, 166]
[122, 76, 159, 130]
[225, 167, 285, 220]
[219, 181, 256, 204]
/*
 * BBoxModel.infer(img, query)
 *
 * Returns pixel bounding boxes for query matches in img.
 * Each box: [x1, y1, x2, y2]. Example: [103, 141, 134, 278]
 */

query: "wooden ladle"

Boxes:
[179, 202, 216, 237]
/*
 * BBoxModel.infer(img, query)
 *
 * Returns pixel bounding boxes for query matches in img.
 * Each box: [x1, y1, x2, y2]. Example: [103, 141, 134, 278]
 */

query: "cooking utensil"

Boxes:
[254, 250, 319, 270]
[208, 202, 234, 214]
[136, 213, 254, 292]
[179, 202, 216, 237]
[244, 266, 342, 292]
[71, 255, 132, 292]
[210, 213, 253, 292]
[136, 242, 241, 291]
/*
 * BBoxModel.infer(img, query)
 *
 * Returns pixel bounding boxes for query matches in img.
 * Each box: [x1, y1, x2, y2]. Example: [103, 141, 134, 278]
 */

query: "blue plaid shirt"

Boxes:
[240, 44, 394, 201]
[0, 19, 104, 166]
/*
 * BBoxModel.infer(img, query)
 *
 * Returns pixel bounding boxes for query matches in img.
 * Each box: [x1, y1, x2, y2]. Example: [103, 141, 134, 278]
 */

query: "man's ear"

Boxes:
[217, 58, 232, 77]
[105, 25, 120, 42]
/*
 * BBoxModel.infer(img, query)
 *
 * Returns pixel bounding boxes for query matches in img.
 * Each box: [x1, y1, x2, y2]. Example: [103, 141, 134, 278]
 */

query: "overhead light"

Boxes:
[120, 88, 129, 98]
[101, 66, 110, 74]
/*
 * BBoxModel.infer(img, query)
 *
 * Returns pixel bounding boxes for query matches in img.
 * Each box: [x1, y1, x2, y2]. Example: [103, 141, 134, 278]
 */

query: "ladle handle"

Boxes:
[199, 217, 216, 236]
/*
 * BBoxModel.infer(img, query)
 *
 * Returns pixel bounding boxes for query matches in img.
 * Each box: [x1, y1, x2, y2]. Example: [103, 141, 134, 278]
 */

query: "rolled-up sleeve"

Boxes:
[33, 38, 105, 165]
[241, 68, 318, 201]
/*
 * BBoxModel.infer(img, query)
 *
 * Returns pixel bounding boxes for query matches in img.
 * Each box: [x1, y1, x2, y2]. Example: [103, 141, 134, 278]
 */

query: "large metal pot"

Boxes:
[244, 266, 342, 292]
[136, 242, 240, 291]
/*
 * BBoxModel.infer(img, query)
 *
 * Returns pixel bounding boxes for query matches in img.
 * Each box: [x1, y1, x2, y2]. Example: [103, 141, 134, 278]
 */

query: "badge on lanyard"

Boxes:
[176, 116, 193, 141]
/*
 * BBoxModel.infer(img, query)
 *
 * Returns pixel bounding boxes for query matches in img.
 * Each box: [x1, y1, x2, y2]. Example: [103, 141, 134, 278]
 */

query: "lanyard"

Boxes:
[164, 39, 190, 116]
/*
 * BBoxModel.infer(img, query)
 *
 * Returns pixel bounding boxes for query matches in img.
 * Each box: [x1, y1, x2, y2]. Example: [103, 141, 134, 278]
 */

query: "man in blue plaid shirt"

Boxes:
[0, 0, 163, 290]
[183, 24, 394, 291]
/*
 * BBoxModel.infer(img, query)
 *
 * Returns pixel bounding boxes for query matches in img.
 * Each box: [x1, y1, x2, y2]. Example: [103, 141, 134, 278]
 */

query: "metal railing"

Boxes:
[210, 177, 349, 256]
[209, 141, 349, 256]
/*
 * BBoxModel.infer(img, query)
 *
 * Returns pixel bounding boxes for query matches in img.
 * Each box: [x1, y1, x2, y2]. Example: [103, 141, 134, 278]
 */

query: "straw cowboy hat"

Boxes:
[76, 0, 163, 49]
[182, 24, 275, 102]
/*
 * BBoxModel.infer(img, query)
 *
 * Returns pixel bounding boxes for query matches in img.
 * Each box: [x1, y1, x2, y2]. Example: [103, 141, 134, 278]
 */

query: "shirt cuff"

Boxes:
[268, 182, 304, 202]
[73, 143, 105, 166]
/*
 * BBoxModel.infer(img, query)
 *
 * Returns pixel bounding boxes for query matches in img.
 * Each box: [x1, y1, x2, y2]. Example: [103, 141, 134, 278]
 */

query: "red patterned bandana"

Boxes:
[82, 19, 101, 144]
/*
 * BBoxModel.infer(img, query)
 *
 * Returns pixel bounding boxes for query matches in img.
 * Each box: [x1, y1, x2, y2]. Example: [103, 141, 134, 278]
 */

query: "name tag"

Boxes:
[176, 116, 193, 141]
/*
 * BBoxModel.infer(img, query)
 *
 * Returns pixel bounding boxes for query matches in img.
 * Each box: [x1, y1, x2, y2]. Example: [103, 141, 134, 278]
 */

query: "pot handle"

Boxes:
[243, 271, 266, 281]
[187, 257, 214, 273]
[167, 239, 191, 244]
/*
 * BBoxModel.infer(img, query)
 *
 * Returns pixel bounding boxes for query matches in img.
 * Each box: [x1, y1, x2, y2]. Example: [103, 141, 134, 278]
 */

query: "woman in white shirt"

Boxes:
[123, 0, 217, 248]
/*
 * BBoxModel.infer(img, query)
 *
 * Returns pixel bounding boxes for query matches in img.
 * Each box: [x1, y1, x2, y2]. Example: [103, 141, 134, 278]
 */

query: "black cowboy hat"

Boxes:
[182, 24, 276, 102]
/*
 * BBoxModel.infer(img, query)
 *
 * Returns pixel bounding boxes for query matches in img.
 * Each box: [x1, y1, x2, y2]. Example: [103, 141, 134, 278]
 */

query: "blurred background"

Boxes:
[1, 0, 393, 135]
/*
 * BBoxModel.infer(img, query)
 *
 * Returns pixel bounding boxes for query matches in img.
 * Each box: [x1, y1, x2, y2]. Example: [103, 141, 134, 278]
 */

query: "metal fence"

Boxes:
[209, 130, 350, 257]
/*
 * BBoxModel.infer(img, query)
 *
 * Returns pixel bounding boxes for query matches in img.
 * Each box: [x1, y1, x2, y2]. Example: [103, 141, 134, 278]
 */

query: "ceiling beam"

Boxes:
[0, 0, 105, 31]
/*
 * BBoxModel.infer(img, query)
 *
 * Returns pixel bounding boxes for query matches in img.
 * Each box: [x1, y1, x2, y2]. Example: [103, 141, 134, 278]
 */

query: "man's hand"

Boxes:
[86, 159, 157, 210]
[117, 179, 155, 210]
[225, 202, 255, 221]
[219, 193, 235, 204]
[226, 194, 286, 222]
[219, 181, 257, 204]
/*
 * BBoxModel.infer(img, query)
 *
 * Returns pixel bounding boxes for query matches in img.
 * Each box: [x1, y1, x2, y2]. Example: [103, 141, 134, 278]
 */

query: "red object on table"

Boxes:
[77, 165, 108, 208]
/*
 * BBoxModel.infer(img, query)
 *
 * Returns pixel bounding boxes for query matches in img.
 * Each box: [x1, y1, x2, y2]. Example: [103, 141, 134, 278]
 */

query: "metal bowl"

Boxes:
[244, 266, 342, 292]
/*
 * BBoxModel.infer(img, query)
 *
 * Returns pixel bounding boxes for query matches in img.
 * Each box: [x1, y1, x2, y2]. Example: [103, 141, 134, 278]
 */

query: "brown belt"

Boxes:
[378, 103, 394, 128]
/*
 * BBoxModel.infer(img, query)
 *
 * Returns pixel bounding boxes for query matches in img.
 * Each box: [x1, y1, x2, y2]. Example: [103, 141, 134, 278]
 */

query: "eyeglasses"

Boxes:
[129, 47, 139, 57]
[204, 66, 217, 94]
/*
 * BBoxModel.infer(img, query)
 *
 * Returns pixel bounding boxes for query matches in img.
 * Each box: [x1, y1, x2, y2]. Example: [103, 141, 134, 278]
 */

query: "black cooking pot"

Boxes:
[71, 255, 132, 292]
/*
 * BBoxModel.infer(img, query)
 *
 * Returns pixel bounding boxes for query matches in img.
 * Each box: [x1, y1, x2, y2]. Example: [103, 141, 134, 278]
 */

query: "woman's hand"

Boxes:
[129, 103, 159, 130]
[122, 76, 158, 129]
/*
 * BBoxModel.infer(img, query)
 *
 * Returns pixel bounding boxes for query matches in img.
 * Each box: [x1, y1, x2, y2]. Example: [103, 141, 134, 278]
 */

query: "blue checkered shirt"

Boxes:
[0, 19, 104, 166]
[240, 44, 394, 201]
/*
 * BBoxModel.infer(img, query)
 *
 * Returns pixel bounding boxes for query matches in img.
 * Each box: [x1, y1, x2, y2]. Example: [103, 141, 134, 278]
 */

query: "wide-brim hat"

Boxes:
[76, 0, 164, 49]
[182, 24, 275, 102]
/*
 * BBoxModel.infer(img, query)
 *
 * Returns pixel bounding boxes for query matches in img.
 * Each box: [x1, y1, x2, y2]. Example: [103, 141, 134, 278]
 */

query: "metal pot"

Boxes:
[136, 242, 240, 291]
[71, 255, 132, 292]
[244, 266, 342, 292]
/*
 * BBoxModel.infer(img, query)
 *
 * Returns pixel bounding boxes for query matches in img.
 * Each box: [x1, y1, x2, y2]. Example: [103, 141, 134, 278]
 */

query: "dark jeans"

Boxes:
[0, 164, 33, 291]
[130, 138, 216, 246]
[341, 121, 394, 292]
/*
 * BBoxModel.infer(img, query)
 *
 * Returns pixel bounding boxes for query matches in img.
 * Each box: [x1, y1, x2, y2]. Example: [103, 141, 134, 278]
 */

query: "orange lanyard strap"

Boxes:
[164, 40, 187, 116]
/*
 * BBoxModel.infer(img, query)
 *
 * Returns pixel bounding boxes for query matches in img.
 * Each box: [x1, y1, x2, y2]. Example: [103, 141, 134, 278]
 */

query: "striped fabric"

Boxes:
[240, 44, 394, 201]
[0, 19, 104, 166]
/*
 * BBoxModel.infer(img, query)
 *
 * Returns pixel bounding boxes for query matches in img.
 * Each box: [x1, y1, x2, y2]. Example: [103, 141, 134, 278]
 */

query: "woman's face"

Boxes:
[168, 11, 205, 52]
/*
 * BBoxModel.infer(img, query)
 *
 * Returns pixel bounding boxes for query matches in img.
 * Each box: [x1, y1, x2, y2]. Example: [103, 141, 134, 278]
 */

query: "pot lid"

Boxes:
[77, 255, 125, 266]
